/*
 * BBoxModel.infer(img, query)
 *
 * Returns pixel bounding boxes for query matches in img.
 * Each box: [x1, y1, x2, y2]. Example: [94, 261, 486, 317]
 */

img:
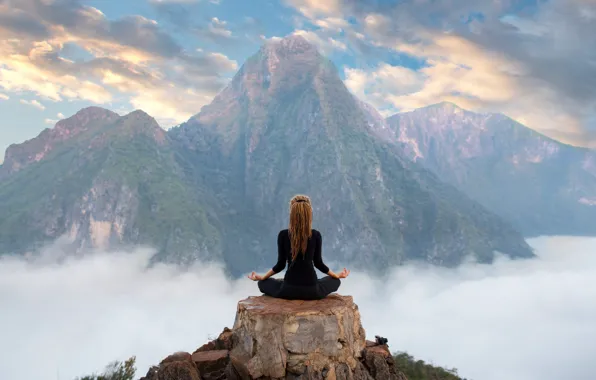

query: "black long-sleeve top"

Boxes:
[271, 229, 330, 287]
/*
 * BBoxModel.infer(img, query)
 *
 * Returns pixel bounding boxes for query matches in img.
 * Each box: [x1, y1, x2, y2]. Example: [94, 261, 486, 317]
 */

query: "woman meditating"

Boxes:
[248, 194, 350, 300]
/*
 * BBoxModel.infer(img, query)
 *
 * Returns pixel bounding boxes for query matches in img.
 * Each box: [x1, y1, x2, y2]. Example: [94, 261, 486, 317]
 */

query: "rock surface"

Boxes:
[140, 295, 408, 380]
[231, 294, 365, 378]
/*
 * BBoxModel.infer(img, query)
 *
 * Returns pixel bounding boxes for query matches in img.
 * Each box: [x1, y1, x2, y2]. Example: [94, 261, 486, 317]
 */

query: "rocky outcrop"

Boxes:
[0, 107, 119, 178]
[140, 295, 407, 380]
[385, 102, 596, 237]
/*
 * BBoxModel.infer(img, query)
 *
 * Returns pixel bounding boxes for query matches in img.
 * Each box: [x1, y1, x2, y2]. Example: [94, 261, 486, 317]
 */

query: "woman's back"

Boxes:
[274, 229, 329, 287]
[248, 194, 350, 300]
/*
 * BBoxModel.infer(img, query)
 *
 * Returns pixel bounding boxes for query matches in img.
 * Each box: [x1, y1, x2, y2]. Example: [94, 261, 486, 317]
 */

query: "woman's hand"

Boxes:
[247, 271, 263, 281]
[337, 268, 350, 279]
[329, 268, 350, 279]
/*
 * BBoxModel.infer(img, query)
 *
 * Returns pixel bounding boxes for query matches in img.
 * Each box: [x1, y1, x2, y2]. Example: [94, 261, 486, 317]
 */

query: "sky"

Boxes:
[1, 235, 595, 380]
[0, 0, 596, 159]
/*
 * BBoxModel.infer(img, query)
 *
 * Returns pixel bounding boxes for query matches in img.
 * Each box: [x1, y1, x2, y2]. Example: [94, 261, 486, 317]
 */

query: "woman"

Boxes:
[247, 194, 350, 300]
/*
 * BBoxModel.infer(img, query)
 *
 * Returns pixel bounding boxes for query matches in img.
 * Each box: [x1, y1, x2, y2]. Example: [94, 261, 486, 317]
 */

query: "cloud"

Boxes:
[0, 93, 8, 100]
[19, 99, 46, 110]
[198, 16, 234, 42]
[259, 35, 283, 43]
[150, 0, 199, 3]
[57, 112, 65, 119]
[0, 0, 238, 127]
[356, 27, 595, 145]
[1, 236, 595, 380]
[284, 0, 596, 147]
[291, 29, 347, 55]
[286, 0, 343, 20]
[344, 64, 425, 115]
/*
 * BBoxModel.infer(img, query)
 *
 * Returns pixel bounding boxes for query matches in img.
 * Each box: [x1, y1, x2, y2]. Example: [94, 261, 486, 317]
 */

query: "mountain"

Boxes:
[0, 108, 222, 263]
[386, 102, 596, 236]
[0, 37, 534, 273]
[169, 35, 533, 274]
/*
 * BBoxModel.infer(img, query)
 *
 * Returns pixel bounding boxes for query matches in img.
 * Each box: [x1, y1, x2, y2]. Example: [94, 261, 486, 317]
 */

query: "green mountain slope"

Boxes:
[170, 35, 533, 274]
[386, 102, 596, 237]
[0, 37, 534, 274]
[0, 108, 221, 263]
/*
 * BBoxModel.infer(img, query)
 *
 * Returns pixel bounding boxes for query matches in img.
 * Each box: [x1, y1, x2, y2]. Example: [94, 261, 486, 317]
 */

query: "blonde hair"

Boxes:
[288, 194, 313, 261]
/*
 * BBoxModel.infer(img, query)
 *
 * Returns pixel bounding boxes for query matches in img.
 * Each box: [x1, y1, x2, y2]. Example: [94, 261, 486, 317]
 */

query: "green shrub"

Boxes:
[74, 356, 136, 380]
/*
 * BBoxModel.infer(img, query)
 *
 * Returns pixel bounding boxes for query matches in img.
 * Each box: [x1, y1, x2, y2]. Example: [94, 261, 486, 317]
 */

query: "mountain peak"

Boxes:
[258, 34, 322, 65]
[72, 106, 119, 119]
[265, 34, 315, 50]
[122, 109, 155, 121]
[187, 32, 332, 129]
[426, 101, 465, 112]
[52, 106, 119, 131]
[0, 106, 120, 177]
[115, 109, 166, 144]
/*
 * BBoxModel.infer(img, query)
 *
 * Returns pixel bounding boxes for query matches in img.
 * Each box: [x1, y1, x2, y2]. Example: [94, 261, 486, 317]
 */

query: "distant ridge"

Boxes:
[0, 36, 534, 273]
[386, 104, 596, 236]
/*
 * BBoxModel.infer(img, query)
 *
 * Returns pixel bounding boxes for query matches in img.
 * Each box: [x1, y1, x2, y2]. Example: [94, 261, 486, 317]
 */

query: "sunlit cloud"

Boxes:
[286, 0, 343, 20]
[283, 0, 596, 147]
[19, 99, 46, 110]
[0, 0, 238, 128]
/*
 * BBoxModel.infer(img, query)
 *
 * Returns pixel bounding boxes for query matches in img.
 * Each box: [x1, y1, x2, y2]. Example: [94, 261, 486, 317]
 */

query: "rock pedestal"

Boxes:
[230, 294, 366, 379]
[140, 294, 407, 380]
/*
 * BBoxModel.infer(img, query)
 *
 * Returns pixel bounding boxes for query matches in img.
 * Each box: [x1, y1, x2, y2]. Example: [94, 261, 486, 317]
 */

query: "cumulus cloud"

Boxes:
[0, 0, 238, 127]
[208, 17, 232, 38]
[149, 0, 200, 3]
[286, 0, 343, 20]
[344, 64, 424, 116]
[285, 0, 596, 147]
[0, 236, 595, 380]
[0, 93, 9, 100]
[19, 99, 46, 110]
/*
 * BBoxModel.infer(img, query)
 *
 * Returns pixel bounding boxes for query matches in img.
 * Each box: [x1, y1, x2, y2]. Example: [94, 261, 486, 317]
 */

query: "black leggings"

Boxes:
[258, 276, 341, 300]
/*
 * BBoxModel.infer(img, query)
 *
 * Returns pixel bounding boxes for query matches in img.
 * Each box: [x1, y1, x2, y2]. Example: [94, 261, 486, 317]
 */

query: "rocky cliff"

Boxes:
[386, 102, 596, 237]
[139, 295, 408, 380]
[170, 35, 533, 274]
[0, 108, 221, 262]
[0, 36, 534, 274]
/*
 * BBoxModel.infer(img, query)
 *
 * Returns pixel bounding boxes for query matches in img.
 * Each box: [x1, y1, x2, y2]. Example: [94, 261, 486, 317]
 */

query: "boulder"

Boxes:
[141, 294, 410, 380]
[139, 351, 201, 380]
[192, 350, 229, 380]
[195, 327, 234, 353]
[230, 294, 366, 379]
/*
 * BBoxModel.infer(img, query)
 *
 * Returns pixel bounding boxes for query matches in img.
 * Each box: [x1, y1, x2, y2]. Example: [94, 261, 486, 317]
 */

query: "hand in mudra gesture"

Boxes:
[247, 271, 263, 281]
[337, 268, 350, 279]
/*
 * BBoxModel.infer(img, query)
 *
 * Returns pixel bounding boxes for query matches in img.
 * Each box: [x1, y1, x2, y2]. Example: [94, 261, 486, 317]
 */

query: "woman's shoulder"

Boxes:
[311, 229, 322, 237]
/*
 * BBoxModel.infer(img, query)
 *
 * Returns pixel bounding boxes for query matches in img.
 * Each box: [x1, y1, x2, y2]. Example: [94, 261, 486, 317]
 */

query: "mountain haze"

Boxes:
[0, 36, 533, 274]
[0, 108, 221, 262]
[387, 102, 596, 236]
[171, 35, 533, 274]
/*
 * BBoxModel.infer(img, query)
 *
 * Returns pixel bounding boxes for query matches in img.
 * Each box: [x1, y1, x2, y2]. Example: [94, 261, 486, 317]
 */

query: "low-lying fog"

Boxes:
[1, 236, 594, 380]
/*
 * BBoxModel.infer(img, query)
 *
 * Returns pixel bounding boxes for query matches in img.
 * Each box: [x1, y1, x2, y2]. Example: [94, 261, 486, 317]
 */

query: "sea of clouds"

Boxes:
[1, 235, 595, 380]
